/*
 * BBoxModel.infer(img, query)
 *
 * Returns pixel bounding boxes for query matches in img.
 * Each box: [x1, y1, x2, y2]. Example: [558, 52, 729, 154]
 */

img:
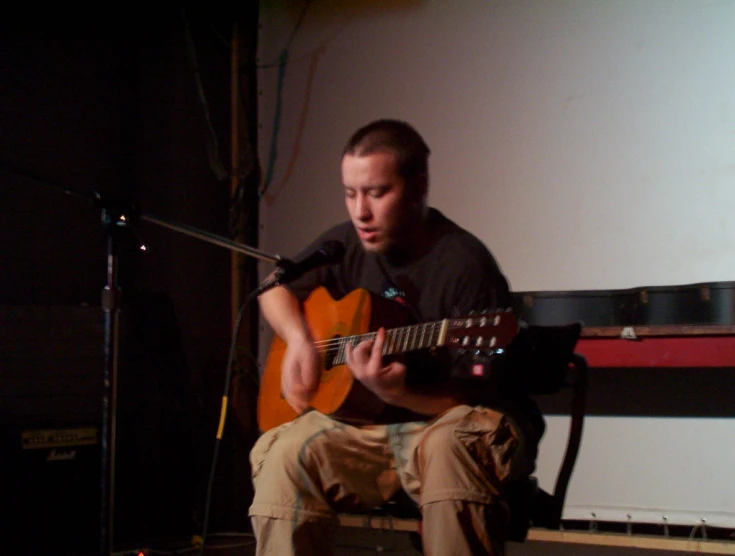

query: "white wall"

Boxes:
[540, 416, 735, 528]
[257, 0, 735, 529]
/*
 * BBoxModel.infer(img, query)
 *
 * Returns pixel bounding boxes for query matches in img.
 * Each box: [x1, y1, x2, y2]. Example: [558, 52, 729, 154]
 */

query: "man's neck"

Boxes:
[383, 211, 433, 266]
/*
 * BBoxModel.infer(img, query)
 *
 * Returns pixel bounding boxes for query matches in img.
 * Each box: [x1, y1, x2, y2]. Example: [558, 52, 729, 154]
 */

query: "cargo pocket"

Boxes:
[453, 407, 521, 488]
[250, 420, 292, 479]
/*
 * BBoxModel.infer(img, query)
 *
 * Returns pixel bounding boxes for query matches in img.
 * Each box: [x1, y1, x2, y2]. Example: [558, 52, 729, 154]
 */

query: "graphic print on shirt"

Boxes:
[381, 280, 407, 306]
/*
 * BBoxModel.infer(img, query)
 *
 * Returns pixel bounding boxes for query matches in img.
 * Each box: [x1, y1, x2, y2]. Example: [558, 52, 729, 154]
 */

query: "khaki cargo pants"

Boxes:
[249, 404, 532, 556]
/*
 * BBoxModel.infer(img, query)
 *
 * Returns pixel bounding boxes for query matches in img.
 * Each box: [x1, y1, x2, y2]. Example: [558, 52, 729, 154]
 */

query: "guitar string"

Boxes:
[310, 323, 443, 355]
[308, 316, 505, 350]
[307, 313, 507, 351]
[310, 322, 438, 347]
[307, 316, 510, 358]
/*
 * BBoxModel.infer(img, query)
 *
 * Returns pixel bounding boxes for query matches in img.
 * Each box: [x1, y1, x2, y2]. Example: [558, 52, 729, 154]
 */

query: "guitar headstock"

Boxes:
[442, 309, 518, 353]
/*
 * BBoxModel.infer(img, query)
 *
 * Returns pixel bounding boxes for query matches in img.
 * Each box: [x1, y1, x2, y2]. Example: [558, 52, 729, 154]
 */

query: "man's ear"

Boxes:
[411, 175, 428, 203]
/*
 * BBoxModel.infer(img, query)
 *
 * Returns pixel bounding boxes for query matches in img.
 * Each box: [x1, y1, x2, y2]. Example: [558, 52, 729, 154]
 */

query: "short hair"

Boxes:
[343, 119, 430, 187]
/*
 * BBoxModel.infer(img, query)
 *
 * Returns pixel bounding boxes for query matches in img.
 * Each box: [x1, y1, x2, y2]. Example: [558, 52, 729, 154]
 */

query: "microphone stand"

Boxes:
[99, 200, 124, 556]
[3, 169, 285, 556]
[97, 201, 280, 556]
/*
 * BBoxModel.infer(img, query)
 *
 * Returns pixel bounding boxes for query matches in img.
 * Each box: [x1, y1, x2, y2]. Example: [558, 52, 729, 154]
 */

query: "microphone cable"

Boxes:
[195, 300, 251, 556]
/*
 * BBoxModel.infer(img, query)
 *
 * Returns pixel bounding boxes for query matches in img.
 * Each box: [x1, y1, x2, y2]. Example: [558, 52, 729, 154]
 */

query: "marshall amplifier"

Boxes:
[4, 425, 101, 555]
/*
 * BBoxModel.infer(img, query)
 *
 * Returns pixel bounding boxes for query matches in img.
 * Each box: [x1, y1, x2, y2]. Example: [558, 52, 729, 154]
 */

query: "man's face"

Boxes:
[342, 151, 415, 253]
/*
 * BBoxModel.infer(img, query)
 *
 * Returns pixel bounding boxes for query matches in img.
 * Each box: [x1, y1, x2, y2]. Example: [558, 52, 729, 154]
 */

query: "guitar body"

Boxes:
[257, 287, 413, 432]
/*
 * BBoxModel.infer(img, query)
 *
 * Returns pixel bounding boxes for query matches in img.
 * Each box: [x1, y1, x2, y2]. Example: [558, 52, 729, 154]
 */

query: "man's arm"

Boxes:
[258, 286, 320, 413]
[259, 285, 309, 343]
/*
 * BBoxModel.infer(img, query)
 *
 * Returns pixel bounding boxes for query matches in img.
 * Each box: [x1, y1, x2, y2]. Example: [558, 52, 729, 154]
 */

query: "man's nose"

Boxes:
[355, 195, 372, 220]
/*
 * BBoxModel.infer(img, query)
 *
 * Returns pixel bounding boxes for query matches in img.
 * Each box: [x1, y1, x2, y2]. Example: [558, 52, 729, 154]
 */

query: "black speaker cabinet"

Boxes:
[3, 426, 101, 555]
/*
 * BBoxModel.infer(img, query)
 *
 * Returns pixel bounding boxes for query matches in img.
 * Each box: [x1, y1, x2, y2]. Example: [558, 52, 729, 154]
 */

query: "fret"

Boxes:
[437, 319, 449, 346]
[423, 323, 433, 349]
[385, 329, 395, 355]
[406, 325, 416, 351]
[334, 337, 346, 366]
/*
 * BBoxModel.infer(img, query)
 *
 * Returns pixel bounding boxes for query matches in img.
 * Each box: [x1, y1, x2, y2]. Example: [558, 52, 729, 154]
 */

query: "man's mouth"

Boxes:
[358, 228, 378, 242]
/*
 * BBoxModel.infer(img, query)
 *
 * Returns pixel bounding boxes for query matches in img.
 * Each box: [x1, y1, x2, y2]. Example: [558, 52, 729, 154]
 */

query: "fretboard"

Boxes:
[331, 320, 449, 365]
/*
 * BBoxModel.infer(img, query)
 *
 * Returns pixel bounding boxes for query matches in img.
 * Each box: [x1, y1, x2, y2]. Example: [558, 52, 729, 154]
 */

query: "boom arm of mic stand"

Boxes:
[139, 213, 282, 264]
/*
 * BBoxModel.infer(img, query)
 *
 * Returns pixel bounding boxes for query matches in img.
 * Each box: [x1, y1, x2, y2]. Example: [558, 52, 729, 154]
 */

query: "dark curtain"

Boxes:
[0, 3, 260, 552]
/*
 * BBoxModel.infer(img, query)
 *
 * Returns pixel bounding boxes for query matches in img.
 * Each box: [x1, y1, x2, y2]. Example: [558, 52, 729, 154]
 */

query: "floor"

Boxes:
[14, 518, 727, 555]
[104, 528, 700, 556]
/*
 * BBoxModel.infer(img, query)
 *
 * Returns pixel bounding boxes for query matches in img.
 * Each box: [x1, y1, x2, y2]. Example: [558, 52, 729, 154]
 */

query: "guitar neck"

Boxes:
[330, 320, 448, 365]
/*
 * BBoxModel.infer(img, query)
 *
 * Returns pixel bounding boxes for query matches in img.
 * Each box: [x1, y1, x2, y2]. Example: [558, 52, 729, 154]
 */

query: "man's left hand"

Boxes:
[344, 327, 408, 405]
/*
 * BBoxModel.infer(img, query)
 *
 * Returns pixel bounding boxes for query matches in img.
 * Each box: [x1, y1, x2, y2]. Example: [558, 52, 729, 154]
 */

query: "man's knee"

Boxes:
[418, 407, 521, 492]
[251, 425, 326, 485]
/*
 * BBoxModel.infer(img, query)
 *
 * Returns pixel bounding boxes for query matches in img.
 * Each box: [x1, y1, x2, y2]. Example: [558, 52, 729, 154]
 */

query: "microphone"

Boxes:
[253, 240, 345, 297]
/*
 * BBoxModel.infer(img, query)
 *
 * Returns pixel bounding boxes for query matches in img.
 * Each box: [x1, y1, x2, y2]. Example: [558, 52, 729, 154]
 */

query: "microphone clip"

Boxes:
[250, 240, 345, 300]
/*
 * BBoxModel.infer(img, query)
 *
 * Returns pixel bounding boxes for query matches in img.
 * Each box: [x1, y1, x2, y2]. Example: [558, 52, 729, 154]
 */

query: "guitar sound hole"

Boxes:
[323, 334, 342, 370]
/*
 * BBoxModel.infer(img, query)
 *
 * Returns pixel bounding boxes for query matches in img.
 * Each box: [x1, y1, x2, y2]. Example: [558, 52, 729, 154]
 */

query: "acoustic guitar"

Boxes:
[257, 286, 519, 432]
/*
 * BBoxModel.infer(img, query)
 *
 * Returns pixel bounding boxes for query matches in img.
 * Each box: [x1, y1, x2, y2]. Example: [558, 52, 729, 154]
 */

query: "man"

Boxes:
[250, 119, 542, 555]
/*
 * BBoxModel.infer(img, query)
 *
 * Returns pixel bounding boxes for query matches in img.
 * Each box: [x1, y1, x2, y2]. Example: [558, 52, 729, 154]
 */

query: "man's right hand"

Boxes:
[280, 334, 321, 414]
[258, 285, 322, 414]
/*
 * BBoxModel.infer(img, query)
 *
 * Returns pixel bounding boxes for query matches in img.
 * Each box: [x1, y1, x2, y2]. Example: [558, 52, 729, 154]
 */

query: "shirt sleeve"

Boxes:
[447, 245, 512, 318]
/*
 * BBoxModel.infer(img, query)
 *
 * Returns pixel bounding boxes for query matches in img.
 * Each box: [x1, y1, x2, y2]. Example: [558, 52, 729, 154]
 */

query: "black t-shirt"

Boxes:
[282, 208, 520, 413]
[287, 208, 511, 319]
